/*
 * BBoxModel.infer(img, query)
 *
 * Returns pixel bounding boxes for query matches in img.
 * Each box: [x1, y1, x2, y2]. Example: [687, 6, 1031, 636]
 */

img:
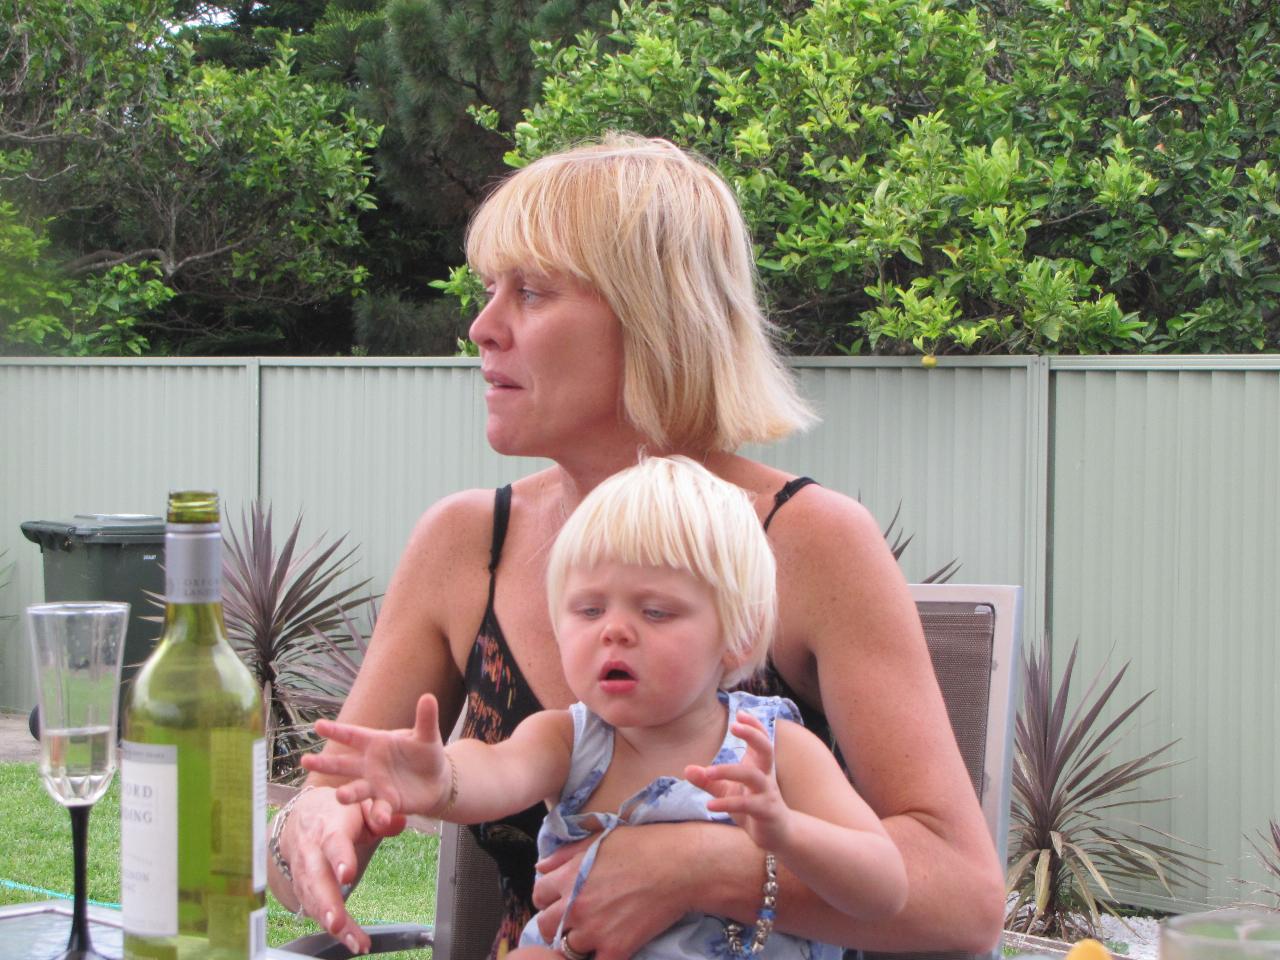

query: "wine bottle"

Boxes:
[121, 491, 267, 960]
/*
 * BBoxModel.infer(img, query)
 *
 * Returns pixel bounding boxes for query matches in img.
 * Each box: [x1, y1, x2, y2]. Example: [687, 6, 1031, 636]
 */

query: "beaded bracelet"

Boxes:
[724, 851, 778, 957]
[269, 785, 316, 883]
[433, 754, 459, 819]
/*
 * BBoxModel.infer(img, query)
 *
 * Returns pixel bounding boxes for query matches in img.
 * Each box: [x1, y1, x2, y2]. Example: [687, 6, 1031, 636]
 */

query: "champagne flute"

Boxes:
[26, 601, 130, 960]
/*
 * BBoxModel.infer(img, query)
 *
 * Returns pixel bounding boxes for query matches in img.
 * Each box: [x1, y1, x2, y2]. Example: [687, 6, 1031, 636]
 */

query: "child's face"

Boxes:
[556, 561, 732, 730]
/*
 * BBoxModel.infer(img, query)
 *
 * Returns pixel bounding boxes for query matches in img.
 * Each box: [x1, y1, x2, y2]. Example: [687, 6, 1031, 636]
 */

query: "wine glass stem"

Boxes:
[67, 803, 95, 954]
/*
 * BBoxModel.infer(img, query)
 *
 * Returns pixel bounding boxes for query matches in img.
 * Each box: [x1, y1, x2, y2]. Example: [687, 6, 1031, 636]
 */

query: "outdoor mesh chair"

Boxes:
[283, 582, 1022, 960]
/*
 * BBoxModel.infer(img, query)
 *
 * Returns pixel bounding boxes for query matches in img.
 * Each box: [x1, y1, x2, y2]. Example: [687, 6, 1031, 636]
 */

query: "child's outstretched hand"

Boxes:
[684, 710, 791, 851]
[301, 693, 453, 830]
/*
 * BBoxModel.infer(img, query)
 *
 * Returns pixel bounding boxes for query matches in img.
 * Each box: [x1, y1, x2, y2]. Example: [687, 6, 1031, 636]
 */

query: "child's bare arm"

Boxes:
[685, 712, 908, 921]
[302, 693, 572, 827]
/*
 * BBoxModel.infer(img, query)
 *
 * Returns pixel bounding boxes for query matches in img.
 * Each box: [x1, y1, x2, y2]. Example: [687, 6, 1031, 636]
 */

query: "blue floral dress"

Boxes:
[519, 690, 843, 960]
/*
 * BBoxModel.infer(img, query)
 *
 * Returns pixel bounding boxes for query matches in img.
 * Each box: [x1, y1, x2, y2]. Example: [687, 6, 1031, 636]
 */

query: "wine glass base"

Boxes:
[48, 950, 118, 960]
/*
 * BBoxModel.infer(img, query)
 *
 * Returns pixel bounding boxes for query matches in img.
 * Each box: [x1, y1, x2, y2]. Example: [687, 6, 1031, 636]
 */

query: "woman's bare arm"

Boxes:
[268, 489, 495, 953]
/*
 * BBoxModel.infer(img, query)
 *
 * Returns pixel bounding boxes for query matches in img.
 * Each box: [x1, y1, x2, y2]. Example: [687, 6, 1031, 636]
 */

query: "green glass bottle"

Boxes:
[121, 491, 266, 960]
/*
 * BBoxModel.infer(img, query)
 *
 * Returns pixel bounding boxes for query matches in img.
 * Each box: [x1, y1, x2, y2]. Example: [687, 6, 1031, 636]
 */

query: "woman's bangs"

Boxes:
[467, 161, 599, 283]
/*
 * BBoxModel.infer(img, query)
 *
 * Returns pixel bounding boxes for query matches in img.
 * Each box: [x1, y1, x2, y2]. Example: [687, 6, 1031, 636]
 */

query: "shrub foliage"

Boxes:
[485, 0, 1280, 355]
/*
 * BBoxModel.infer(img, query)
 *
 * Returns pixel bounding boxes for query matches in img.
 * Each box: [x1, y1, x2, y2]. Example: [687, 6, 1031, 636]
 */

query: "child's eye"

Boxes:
[643, 608, 672, 622]
[576, 605, 603, 619]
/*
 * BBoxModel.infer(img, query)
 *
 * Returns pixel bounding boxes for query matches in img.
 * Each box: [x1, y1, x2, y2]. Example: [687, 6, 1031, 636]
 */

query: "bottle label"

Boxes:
[165, 522, 221, 603]
[120, 741, 178, 937]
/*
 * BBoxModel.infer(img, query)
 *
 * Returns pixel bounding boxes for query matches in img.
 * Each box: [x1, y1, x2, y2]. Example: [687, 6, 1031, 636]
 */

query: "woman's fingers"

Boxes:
[532, 836, 591, 939]
[291, 830, 368, 952]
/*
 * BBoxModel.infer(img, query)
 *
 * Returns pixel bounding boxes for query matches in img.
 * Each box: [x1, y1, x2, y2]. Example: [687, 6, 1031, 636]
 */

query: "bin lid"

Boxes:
[21, 514, 166, 549]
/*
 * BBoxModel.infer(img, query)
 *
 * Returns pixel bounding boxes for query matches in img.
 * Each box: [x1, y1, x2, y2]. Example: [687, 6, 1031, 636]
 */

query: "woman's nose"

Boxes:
[468, 290, 510, 350]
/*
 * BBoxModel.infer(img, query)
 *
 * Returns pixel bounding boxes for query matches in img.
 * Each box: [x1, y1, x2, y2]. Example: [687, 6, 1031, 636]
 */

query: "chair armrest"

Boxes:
[281, 922, 434, 958]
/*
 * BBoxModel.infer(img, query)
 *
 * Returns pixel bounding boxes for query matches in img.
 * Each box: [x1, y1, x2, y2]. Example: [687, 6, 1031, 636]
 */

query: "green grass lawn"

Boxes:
[0, 762, 438, 954]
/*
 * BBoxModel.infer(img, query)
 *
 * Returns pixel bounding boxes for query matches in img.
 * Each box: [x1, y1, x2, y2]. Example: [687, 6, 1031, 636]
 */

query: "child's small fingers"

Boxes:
[731, 718, 772, 750]
[701, 761, 768, 792]
[370, 798, 395, 830]
[706, 794, 758, 816]
[301, 751, 361, 779]
[335, 780, 372, 805]
[732, 723, 776, 768]
[686, 765, 732, 798]
[414, 695, 440, 741]
[312, 721, 370, 750]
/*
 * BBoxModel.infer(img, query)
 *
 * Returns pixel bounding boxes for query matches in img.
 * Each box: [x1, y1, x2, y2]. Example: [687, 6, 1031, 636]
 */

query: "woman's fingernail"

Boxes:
[345, 934, 359, 953]
[324, 910, 334, 930]
[337, 862, 348, 883]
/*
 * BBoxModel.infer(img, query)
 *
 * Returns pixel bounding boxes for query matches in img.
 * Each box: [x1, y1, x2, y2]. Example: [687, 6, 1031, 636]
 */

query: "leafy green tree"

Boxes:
[332, 0, 616, 354]
[2, 0, 381, 354]
[173, 0, 332, 69]
[484, 0, 1279, 354]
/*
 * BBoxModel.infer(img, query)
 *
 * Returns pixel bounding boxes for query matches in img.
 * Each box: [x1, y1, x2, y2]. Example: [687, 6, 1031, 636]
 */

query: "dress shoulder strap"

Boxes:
[763, 476, 818, 531]
[487, 485, 513, 605]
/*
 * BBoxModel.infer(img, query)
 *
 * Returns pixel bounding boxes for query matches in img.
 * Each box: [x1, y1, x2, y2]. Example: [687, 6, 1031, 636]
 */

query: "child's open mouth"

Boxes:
[599, 661, 638, 692]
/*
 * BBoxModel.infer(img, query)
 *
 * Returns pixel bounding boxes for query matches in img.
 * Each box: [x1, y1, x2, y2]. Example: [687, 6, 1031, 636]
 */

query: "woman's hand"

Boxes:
[270, 784, 406, 955]
[531, 824, 716, 960]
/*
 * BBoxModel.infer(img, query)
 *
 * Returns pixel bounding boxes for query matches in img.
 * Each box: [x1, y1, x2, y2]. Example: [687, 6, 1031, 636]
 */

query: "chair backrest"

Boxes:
[911, 582, 1021, 870]
[863, 583, 1022, 960]
[431, 818, 504, 960]
[433, 583, 1023, 960]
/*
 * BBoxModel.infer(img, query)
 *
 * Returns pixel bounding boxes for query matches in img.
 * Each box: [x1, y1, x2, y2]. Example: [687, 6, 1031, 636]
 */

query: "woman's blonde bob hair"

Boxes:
[466, 133, 815, 452]
[546, 456, 777, 686]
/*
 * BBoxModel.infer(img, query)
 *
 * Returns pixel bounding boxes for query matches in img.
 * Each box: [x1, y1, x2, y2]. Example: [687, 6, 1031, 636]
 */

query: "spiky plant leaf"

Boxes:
[1238, 819, 1280, 910]
[219, 502, 375, 778]
[878, 500, 959, 583]
[1005, 638, 1212, 938]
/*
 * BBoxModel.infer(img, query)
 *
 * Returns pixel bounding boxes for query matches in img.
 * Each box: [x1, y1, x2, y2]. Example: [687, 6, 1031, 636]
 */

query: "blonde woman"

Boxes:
[268, 135, 1003, 960]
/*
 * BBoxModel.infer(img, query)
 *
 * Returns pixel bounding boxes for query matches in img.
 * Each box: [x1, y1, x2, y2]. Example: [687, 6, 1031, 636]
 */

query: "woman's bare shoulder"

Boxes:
[400, 485, 511, 563]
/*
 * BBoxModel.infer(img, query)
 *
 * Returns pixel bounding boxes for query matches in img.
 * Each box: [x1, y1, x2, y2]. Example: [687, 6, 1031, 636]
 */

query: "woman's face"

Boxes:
[469, 268, 630, 459]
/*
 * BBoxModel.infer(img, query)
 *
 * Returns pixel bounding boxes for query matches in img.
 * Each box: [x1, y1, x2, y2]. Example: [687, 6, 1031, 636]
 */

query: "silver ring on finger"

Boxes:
[561, 932, 593, 960]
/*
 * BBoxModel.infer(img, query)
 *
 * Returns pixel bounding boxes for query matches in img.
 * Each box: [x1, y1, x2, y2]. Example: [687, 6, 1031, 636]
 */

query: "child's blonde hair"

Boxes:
[546, 456, 777, 685]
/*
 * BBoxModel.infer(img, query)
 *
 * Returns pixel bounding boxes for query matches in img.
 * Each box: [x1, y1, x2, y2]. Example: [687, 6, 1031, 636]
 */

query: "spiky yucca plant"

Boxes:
[221, 503, 374, 778]
[1006, 640, 1208, 939]
[264, 598, 377, 783]
[881, 502, 961, 583]
[1242, 819, 1280, 910]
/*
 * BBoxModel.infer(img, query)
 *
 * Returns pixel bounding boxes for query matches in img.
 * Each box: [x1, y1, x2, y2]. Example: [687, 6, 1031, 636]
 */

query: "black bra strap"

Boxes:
[487, 485, 513, 605]
[763, 476, 818, 531]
